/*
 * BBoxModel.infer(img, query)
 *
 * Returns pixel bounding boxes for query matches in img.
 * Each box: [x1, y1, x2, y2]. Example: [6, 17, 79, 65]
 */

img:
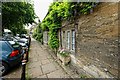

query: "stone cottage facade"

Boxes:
[58, 2, 119, 78]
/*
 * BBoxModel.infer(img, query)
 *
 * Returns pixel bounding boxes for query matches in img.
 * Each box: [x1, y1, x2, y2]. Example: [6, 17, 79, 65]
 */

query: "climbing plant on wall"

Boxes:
[41, 1, 98, 51]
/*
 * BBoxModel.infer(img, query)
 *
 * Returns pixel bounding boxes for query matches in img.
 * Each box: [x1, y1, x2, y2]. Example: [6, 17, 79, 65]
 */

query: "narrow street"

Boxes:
[26, 38, 70, 78]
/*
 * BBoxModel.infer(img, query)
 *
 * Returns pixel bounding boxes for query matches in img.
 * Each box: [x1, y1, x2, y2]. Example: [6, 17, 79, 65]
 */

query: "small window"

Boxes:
[67, 31, 70, 49]
[63, 31, 65, 39]
[63, 31, 65, 43]
[72, 30, 75, 50]
[62, 31, 65, 48]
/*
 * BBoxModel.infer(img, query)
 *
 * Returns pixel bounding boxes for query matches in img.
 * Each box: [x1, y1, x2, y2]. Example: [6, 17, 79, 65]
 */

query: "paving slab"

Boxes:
[28, 61, 41, 69]
[41, 59, 51, 65]
[28, 66, 43, 78]
[41, 62, 57, 74]
[38, 74, 48, 78]
[47, 69, 69, 78]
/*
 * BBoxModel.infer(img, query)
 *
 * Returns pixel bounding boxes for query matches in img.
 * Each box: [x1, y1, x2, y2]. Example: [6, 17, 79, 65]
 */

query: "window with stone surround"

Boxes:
[67, 31, 70, 50]
[62, 31, 65, 48]
[71, 30, 75, 50]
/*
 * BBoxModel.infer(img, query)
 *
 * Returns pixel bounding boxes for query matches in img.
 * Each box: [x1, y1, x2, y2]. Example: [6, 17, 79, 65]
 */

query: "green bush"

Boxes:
[58, 49, 70, 57]
[48, 34, 59, 49]
[32, 32, 37, 38]
[36, 33, 43, 42]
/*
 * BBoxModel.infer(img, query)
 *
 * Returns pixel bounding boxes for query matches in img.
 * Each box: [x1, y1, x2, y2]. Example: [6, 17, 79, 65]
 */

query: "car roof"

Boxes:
[4, 29, 11, 33]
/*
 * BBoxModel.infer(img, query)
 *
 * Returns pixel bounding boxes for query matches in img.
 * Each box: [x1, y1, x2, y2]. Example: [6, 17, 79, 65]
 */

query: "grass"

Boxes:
[25, 62, 31, 80]
[80, 74, 88, 78]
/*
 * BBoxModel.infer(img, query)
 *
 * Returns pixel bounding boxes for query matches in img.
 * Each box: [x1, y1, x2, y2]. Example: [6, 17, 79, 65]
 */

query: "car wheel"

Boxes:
[0, 62, 9, 76]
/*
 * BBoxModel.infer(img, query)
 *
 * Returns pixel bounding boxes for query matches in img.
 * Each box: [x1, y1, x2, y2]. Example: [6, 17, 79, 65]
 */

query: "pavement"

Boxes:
[26, 38, 72, 78]
[2, 64, 22, 78]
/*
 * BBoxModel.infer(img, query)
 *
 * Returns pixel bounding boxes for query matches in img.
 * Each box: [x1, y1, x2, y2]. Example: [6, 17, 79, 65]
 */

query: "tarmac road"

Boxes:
[2, 63, 22, 79]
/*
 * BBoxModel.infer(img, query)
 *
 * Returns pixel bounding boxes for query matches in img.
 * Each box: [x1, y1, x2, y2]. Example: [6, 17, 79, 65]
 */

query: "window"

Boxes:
[62, 31, 65, 47]
[72, 30, 75, 50]
[63, 31, 65, 40]
[67, 31, 70, 49]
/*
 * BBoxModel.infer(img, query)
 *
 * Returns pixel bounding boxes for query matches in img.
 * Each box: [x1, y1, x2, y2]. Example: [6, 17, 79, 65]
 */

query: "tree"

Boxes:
[2, 1, 36, 35]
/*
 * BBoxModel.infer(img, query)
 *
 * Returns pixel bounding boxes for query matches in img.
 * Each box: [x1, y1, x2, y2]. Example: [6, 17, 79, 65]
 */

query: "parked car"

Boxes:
[20, 34, 31, 47]
[0, 40, 24, 76]
[14, 36, 29, 48]
[12, 37, 28, 49]
[3, 29, 13, 39]
[3, 36, 28, 50]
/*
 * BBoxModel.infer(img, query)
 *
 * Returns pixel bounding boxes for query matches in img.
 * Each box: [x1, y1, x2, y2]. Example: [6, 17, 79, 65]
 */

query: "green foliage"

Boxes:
[10, 24, 27, 35]
[58, 50, 70, 57]
[2, 1, 35, 35]
[33, 24, 43, 43]
[41, 2, 98, 50]
[80, 2, 93, 14]
[48, 33, 59, 49]
[80, 74, 88, 78]
[35, 33, 43, 42]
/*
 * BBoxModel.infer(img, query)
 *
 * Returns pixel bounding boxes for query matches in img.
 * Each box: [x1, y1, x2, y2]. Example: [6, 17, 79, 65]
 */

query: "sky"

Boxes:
[25, 0, 53, 29]
[34, 0, 53, 22]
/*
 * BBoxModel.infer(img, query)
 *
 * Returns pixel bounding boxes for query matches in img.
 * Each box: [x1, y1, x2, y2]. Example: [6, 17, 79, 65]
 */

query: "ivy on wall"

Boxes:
[39, 2, 98, 51]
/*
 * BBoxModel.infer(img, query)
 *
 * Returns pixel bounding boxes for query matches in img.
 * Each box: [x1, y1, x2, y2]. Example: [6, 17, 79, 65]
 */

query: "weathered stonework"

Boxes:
[60, 2, 119, 78]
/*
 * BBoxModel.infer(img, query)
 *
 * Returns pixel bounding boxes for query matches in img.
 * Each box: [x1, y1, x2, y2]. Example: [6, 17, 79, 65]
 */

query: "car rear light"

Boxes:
[10, 50, 19, 57]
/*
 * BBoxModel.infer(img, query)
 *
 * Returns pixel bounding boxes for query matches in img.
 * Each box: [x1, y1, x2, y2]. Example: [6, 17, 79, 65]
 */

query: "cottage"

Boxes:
[58, 2, 119, 78]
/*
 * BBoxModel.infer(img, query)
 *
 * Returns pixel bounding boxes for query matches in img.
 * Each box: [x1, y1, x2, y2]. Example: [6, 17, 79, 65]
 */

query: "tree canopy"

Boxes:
[2, 2, 36, 35]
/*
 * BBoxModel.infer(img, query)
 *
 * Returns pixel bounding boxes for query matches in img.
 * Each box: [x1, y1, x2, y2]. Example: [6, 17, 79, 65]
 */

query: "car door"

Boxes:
[0, 41, 12, 63]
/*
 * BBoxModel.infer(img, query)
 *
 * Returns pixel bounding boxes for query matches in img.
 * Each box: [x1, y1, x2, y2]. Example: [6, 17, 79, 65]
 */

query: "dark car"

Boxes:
[0, 40, 24, 76]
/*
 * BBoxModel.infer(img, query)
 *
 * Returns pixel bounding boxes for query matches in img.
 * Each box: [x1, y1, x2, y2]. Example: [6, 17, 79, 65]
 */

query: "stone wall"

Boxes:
[76, 2, 118, 77]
